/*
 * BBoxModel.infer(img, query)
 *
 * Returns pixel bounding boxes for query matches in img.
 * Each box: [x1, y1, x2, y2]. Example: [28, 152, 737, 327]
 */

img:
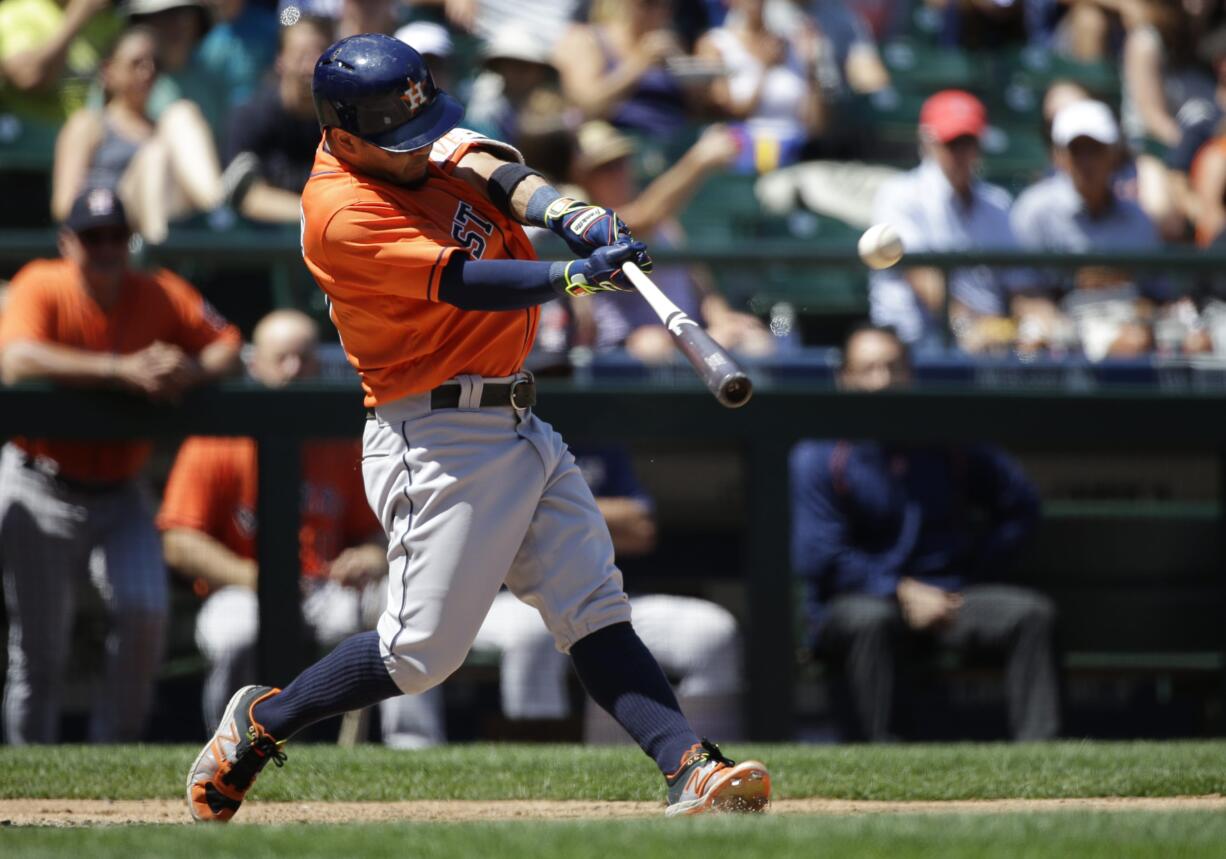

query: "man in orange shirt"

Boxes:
[158, 309, 395, 733]
[0, 187, 241, 744]
[187, 34, 769, 821]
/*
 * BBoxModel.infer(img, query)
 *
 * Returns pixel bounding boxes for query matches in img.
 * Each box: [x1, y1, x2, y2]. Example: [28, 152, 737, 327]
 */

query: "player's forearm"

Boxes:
[162, 528, 258, 590]
[0, 340, 125, 387]
[238, 181, 304, 224]
[623, 150, 717, 235]
[437, 257, 563, 310]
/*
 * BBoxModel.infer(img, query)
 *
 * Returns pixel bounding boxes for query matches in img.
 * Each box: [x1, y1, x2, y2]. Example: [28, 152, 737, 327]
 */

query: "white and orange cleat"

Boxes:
[186, 685, 286, 822]
[664, 739, 771, 817]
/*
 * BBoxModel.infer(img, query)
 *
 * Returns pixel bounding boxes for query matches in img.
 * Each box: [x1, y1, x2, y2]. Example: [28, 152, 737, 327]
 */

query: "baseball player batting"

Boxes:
[186, 34, 770, 820]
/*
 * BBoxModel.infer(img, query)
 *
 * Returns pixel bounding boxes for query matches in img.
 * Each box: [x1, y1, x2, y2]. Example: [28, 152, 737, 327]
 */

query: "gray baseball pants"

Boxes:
[0, 443, 168, 744]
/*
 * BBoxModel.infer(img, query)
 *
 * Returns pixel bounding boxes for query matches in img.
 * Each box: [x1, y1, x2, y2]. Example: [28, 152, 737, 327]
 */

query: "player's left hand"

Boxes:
[545, 198, 652, 271]
[559, 240, 648, 296]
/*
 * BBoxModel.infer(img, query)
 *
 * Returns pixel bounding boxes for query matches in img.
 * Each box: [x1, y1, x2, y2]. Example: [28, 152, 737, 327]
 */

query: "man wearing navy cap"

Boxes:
[0, 187, 241, 744]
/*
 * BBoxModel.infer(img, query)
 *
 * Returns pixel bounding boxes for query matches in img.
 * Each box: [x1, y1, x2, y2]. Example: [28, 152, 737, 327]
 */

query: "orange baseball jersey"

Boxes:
[300, 128, 539, 407]
[0, 260, 240, 483]
[157, 436, 379, 580]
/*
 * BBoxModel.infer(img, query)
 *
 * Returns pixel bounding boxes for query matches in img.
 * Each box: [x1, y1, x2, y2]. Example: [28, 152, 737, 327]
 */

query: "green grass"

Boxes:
[1, 741, 1224, 802]
[2, 813, 1226, 858]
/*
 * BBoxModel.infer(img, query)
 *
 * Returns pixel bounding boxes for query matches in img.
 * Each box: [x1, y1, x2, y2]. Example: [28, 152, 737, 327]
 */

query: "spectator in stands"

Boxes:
[1191, 127, 1226, 247]
[394, 19, 454, 93]
[0, 0, 121, 126]
[869, 90, 1023, 353]
[695, 0, 829, 157]
[280, 0, 393, 40]
[426, 0, 583, 49]
[790, 324, 1058, 742]
[553, 0, 710, 138]
[158, 308, 420, 736]
[926, 0, 1027, 50]
[1120, 0, 1214, 238]
[1041, 80, 1162, 221]
[389, 443, 745, 747]
[0, 187, 242, 744]
[1183, 28, 1226, 247]
[337, 0, 395, 38]
[1122, 0, 1215, 151]
[1012, 99, 1171, 359]
[194, 0, 279, 115]
[761, 0, 890, 96]
[570, 119, 775, 362]
[222, 16, 332, 224]
[463, 23, 561, 147]
[51, 25, 225, 243]
[127, 0, 228, 142]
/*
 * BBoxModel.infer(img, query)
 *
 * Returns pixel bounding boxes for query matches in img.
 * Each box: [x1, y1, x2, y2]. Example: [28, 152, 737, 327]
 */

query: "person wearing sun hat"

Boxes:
[464, 22, 560, 146]
[868, 89, 1026, 353]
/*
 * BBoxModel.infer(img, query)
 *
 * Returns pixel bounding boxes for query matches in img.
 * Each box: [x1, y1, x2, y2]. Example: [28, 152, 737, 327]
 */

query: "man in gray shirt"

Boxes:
[1011, 99, 1166, 359]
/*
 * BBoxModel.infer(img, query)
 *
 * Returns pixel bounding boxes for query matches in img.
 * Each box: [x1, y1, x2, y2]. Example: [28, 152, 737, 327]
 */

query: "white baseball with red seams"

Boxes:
[858, 222, 905, 270]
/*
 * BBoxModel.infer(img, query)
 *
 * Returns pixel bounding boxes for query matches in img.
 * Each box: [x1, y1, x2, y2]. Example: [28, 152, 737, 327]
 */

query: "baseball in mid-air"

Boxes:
[858, 223, 904, 270]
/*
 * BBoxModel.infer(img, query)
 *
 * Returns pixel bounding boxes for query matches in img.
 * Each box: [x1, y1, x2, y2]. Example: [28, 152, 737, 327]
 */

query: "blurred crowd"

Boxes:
[4, 0, 1226, 363]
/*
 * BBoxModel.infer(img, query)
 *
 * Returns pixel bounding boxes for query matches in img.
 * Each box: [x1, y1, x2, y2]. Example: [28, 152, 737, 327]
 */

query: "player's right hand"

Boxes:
[559, 241, 648, 297]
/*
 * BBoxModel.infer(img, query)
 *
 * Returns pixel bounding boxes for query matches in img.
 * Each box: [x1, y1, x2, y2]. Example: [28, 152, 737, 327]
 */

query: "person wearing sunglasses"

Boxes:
[0, 186, 242, 745]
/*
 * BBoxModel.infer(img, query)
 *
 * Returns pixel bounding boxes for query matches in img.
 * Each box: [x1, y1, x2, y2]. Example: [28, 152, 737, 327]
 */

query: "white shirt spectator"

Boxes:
[703, 26, 811, 138]
[869, 159, 1020, 346]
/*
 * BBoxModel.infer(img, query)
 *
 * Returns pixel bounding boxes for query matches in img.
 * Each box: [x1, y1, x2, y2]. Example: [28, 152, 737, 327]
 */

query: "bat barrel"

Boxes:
[623, 261, 755, 410]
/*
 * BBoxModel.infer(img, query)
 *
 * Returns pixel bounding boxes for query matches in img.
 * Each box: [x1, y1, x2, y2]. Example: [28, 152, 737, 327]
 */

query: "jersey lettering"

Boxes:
[451, 201, 495, 258]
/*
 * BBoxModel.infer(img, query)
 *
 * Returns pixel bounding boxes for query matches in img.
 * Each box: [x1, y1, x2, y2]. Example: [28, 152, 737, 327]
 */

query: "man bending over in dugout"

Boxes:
[185, 34, 770, 821]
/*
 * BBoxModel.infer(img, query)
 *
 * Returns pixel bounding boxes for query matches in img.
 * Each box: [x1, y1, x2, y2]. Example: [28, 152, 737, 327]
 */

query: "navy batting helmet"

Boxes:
[313, 33, 463, 152]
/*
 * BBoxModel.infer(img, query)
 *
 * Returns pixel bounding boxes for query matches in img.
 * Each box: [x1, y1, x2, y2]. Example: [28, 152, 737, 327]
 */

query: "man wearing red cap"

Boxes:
[869, 90, 1025, 352]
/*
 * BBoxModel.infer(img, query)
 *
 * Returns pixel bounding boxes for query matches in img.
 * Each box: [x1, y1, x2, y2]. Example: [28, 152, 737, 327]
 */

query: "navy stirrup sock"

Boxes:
[253, 631, 400, 740]
[569, 622, 700, 774]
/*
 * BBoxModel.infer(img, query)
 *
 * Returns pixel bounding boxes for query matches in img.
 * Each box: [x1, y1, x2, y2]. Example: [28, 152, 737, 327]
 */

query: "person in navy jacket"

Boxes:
[789, 325, 1059, 741]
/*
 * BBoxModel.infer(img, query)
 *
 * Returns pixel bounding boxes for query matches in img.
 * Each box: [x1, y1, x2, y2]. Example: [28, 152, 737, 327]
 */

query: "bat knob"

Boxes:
[718, 373, 753, 409]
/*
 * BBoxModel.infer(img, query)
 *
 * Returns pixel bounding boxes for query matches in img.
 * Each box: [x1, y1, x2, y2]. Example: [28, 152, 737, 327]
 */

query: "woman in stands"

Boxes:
[51, 25, 223, 243]
[694, 0, 828, 161]
[552, 0, 711, 139]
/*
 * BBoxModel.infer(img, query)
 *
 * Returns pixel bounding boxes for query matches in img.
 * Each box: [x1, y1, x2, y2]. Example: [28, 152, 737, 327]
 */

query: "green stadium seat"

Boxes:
[0, 113, 59, 228]
[0, 113, 59, 172]
[881, 38, 990, 94]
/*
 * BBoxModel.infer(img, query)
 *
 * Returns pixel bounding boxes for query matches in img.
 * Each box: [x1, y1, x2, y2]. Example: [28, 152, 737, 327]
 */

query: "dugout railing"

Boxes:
[3, 381, 1226, 739]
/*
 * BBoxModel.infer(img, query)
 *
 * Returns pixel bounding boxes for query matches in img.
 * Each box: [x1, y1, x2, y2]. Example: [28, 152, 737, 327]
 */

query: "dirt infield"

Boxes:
[3, 796, 1224, 826]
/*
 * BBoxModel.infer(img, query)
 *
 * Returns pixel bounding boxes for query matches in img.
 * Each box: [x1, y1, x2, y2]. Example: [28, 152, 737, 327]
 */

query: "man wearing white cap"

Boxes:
[1011, 99, 1167, 359]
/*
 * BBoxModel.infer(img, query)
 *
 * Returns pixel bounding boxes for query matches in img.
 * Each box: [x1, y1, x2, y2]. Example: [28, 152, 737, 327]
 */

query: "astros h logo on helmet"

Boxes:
[401, 78, 430, 116]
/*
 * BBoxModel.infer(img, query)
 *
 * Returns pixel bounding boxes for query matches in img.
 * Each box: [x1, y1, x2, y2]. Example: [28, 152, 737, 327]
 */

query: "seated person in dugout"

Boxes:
[157, 309, 418, 739]
[789, 324, 1060, 742]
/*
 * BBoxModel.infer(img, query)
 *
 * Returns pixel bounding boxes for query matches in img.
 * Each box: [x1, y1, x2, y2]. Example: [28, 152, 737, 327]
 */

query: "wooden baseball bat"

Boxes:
[621, 261, 753, 409]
